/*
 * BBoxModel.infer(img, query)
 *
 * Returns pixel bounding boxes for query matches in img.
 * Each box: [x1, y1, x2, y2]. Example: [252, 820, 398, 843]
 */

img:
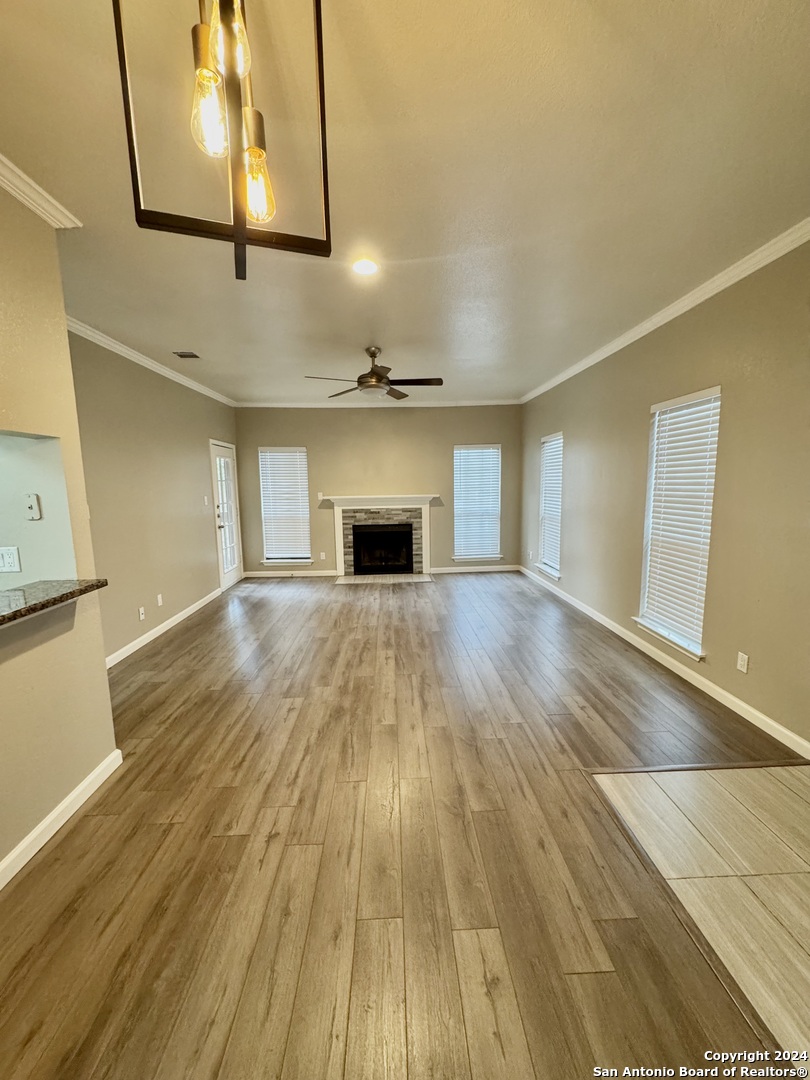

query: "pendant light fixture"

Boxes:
[209, 0, 252, 78]
[112, 0, 331, 279]
[190, 19, 229, 157]
[243, 105, 276, 223]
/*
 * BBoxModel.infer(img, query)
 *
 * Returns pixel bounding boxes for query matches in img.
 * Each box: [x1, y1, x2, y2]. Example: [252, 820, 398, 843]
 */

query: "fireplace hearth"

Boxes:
[353, 522, 414, 575]
[333, 499, 430, 575]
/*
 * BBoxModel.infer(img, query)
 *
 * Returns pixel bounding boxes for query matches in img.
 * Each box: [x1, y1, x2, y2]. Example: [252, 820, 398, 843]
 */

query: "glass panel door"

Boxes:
[210, 442, 242, 589]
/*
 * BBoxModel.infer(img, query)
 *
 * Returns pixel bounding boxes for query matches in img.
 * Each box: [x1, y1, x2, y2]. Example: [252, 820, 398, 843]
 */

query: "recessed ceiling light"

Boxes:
[352, 259, 380, 276]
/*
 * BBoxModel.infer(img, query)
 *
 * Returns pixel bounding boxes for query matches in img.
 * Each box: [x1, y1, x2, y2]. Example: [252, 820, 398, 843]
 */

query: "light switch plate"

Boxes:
[0, 547, 21, 572]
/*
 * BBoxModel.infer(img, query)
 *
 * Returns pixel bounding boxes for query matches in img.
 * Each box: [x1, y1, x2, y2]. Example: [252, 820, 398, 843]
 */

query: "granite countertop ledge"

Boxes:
[0, 579, 108, 626]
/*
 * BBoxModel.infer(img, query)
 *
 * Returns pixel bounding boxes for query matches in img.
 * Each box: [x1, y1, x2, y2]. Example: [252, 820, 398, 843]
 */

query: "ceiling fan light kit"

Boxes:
[112, 0, 331, 280]
[306, 347, 444, 403]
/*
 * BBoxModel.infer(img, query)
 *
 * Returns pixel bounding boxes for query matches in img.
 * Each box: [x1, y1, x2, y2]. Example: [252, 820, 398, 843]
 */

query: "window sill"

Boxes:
[633, 617, 705, 661]
[452, 555, 503, 562]
[533, 563, 561, 581]
[262, 558, 314, 566]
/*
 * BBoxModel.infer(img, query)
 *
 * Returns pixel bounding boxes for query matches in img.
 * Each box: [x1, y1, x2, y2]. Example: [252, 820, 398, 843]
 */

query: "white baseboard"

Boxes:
[431, 564, 521, 575]
[519, 566, 810, 759]
[243, 570, 337, 578]
[105, 588, 222, 668]
[0, 749, 123, 893]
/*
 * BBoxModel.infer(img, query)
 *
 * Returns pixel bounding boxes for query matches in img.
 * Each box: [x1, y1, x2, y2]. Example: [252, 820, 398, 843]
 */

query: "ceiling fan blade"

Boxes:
[328, 386, 361, 399]
[371, 365, 391, 376]
[305, 375, 357, 382]
[386, 387, 408, 400]
[387, 378, 444, 386]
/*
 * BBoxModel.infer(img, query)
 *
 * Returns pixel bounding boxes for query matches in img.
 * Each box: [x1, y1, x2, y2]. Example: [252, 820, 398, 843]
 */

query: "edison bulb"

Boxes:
[245, 147, 276, 222]
[210, 0, 252, 78]
[190, 69, 229, 157]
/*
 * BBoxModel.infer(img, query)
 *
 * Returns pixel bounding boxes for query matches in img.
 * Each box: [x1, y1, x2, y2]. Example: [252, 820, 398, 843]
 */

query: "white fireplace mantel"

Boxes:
[323, 495, 440, 575]
[321, 494, 439, 509]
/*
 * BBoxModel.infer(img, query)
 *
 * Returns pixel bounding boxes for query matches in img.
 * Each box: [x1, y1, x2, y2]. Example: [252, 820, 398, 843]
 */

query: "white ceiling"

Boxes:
[3, 0, 810, 405]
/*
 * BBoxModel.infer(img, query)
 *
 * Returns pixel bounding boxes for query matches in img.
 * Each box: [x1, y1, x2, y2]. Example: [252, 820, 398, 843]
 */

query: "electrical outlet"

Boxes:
[320, 552, 326, 560]
[157, 593, 163, 607]
[138, 606, 145, 622]
[737, 651, 749, 674]
[528, 550, 533, 561]
[0, 547, 21, 572]
[204, 495, 209, 506]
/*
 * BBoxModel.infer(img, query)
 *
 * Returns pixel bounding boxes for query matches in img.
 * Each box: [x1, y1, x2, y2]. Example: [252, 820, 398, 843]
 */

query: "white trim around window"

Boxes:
[453, 444, 502, 559]
[637, 387, 721, 659]
[537, 431, 563, 579]
[258, 447, 312, 562]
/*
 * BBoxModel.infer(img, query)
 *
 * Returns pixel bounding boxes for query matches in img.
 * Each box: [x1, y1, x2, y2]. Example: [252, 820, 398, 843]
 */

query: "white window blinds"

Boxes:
[539, 433, 563, 576]
[453, 445, 501, 558]
[258, 448, 312, 561]
[637, 388, 721, 657]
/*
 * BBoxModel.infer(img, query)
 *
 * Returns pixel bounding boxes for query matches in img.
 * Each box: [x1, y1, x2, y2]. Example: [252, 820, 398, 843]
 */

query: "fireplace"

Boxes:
[327, 495, 435, 576]
[353, 522, 414, 575]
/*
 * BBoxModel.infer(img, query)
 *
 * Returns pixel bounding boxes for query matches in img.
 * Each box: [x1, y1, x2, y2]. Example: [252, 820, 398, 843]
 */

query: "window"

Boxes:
[538, 432, 563, 577]
[258, 447, 312, 561]
[636, 388, 721, 658]
[453, 445, 501, 558]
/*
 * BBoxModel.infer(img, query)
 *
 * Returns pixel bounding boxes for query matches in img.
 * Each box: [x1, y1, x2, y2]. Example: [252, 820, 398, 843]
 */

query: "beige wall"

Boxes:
[70, 337, 236, 658]
[236, 406, 523, 573]
[43, 224, 809, 754]
[521, 241, 810, 744]
[0, 433, 77, 585]
[0, 189, 116, 863]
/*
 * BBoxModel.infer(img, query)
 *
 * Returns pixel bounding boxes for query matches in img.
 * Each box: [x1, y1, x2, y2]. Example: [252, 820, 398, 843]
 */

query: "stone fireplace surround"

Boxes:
[345, 510, 421, 575]
[323, 495, 438, 576]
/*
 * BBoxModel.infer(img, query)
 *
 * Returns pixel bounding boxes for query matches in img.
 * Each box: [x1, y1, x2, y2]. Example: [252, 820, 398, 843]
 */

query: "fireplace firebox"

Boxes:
[353, 522, 414, 575]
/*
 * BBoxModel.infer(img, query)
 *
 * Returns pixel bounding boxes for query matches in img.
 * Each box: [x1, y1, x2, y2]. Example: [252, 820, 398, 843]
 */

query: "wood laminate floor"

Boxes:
[596, 767, 810, 1050]
[0, 573, 801, 1079]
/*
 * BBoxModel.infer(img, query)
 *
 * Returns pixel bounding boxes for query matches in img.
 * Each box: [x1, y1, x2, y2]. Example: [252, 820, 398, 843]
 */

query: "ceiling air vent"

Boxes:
[172, 350, 200, 359]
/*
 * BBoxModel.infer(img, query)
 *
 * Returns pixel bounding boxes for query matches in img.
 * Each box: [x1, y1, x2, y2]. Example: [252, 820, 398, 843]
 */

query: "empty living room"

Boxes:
[1, 1, 809, 1077]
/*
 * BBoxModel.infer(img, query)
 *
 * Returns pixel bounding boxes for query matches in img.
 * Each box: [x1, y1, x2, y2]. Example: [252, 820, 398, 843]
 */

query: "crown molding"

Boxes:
[0, 154, 81, 229]
[65, 317, 518, 409]
[236, 398, 521, 408]
[520, 215, 810, 404]
[66, 215, 810, 411]
[66, 318, 238, 407]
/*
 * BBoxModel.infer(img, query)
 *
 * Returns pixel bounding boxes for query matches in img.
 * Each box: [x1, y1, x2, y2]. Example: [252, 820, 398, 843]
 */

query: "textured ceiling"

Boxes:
[2, 0, 810, 404]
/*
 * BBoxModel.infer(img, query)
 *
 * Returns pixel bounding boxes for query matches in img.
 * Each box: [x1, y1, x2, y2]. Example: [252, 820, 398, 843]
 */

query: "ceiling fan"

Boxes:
[305, 346, 444, 400]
